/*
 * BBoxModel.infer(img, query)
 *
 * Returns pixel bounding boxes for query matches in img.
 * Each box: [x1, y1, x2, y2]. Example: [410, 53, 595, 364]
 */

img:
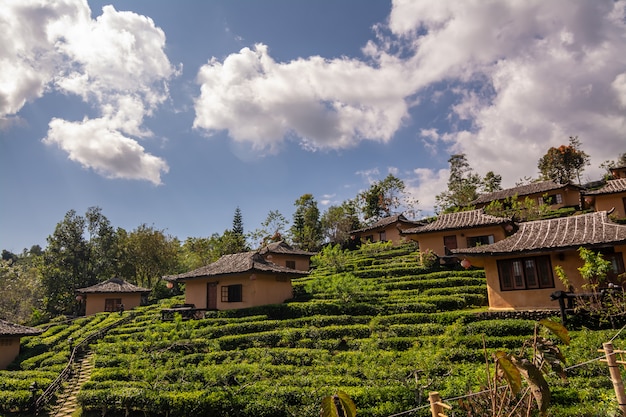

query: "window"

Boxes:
[604, 252, 625, 281]
[539, 193, 562, 205]
[221, 284, 242, 302]
[467, 235, 495, 247]
[286, 260, 296, 269]
[443, 235, 458, 251]
[497, 256, 554, 291]
[378, 231, 387, 242]
[104, 298, 122, 312]
[0, 338, 13, 346]
[364, 235, 373, 243]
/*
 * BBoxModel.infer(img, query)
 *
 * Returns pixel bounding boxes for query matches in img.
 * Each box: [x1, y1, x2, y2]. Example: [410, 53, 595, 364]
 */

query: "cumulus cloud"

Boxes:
[193, 44, 411, 152]
[195, 0, 625, 193]
[1, 0, 175, 184]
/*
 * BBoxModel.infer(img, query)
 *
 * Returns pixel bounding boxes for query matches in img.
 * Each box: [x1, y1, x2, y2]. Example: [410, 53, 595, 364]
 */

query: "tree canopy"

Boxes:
[537, 136, 590, 184]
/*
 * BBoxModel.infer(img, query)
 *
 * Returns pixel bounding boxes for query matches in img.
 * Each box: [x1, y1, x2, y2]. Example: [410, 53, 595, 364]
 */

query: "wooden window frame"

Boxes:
[104, 298, 122, 312]
[285, 260, 296, 269]
[221, 284, 242, 303]
[497, 256, 554, 291]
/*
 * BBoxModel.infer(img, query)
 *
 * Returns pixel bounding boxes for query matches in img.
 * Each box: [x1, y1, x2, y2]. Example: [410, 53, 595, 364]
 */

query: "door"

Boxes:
[207, 282, 218, 310]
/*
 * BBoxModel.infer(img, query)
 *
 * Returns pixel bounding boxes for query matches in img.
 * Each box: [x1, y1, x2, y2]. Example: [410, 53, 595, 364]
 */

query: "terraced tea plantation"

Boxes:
[2, 242, 623, 416]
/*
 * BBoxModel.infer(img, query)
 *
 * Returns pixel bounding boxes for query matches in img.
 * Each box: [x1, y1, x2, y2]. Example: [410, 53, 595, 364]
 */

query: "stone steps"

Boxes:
[47, 351, 94, 417]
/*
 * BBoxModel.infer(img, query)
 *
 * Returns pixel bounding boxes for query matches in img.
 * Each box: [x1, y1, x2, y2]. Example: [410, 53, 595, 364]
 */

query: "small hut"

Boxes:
[0, 319, 42, 369]
[76, 277, 151, 316]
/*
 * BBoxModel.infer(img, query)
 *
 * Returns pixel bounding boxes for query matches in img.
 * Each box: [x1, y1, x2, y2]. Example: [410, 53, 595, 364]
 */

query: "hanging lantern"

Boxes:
[166, 281, 174, 289]
[250, 274, 257, 280]
[76, 294, 83, 302]
[460, 259, 471, 269]
[504, 223, 514, 233]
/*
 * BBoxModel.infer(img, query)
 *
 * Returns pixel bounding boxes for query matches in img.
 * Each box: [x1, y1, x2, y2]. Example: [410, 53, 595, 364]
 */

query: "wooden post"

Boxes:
[603, 342, 626, 414]
[428, 391, 451, 417]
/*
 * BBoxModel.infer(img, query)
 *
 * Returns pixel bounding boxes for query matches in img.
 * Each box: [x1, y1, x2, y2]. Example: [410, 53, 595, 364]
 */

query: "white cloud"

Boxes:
[390, 0, 626, 186]
[1, 0, 176, 184]
[193, 44, 410, 151]
[405, 167, 449, 216]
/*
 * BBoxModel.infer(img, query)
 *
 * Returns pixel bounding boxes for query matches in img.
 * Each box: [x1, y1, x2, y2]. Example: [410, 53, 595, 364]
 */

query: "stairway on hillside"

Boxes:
[48, 351, 94, 417]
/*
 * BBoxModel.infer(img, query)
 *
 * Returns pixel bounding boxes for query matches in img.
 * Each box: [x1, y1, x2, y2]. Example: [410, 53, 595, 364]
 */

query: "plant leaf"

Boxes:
[321, 391, 357, 417]
[495, 351, 522, 395]
[513, 357, 551, 416]
[539, 318, 570, 345]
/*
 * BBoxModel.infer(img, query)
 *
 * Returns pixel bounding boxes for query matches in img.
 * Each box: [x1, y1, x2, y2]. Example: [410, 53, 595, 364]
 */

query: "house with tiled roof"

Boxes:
[350, 214, 424, 245]
[163, 251, 308, 311]
[258, 241, 315, 271]
[471, 180, 582, 211]
[0, 319, 42, 369]
[583, 178, 626, 219]
[76, 277, 151, 316]
[454, 211, 626, 310]
[400, 209, 514, 257]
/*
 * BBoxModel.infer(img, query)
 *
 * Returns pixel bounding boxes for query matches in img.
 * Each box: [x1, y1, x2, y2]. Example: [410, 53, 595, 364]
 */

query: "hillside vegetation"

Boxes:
[1, 242, 622, 416]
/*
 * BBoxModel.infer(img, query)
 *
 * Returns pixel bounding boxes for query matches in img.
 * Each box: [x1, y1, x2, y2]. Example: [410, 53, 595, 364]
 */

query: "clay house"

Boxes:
[583, 178, 626, 220]
[471, 180, 582, 211]
[163, 251, 308, 311]
[258, 241, 315, 271]
[400, 209, 514, 257]
[453, 211, 626, 311]
[0, 320, 42, 369]
[610, 165, 626, 179]
[350, 214, 424, 245]
[76, 277, 151, 316]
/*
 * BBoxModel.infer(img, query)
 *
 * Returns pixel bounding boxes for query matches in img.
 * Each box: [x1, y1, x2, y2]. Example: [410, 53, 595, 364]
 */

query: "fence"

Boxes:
[33, 312, 135, 414]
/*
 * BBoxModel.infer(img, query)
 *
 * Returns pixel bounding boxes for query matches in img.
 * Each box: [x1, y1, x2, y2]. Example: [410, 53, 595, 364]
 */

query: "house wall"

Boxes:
[408, 225, 508, 257]
[184, 273, 293, 310]
[263, 254, 311, 271]
[0, 336, 21, 369]
[359, 225, 408, 245]
[593, 193, 626, 219]
[477, 245, 626, 310]
[83, 293, 144, 316]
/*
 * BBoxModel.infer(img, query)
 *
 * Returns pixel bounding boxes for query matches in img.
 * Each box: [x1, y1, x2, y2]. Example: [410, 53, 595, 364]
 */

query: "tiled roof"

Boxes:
[401, 209, 510, 235]
[472, 180, 578, 205]
[0, 319, 42, 337]
[351, 214, 423, 234]
[258, 241, 316, 256]
[583, 178, 626, 196]
[453, 211, 626, 256]
[77, 277, 151, 294]
[164, 251, 309, 281]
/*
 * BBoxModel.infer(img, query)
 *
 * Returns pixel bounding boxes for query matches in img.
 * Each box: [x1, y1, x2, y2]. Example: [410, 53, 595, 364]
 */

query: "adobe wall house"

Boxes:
[583, 178, 626, 219]
[163, 252, 308, 311]
[0, 320, 42, 369]
[258, 241, 315, 271]
[454, 211, 626, 311]
[400, 209, 514, 257]
[471, 180, 582, 211]
[350, 214, 424, 245]
[76, 278, 151, 316]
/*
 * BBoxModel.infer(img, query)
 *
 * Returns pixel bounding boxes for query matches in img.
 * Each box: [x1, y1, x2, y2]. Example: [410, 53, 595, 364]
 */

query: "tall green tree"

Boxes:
[290, 194, 323, 251]
[321, 201, 361, 246]
[231, 207, 248, 252]
[482, 171, 503, 193]
[41, 210, 91, 315]
[249, 210, 289, 248]
[358, 174, 416, 223]
[121, 224, 180, 288]
[537, 136, 590, 184]
[600, 152, 626, 179]
[435, 154, 482, 212]
[0, 252, 44, 324]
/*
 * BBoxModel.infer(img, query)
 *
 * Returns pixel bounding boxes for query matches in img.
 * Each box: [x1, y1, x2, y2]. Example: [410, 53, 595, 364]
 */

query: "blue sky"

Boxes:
[2, 0, 626, 252]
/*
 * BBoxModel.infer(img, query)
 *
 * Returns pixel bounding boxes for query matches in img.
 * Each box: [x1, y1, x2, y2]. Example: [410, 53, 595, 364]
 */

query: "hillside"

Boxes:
[1, 242, 622, 416]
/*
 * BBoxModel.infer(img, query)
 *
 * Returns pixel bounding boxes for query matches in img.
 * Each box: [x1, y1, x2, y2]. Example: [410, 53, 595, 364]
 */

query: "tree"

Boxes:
[41, 210, 91, 315]
[358, 174, 416, 223]
[321, 201, 361, 246]
[600, 152, 626, 179]
[435, 153, 482, 212]
[290, 194, 323, 251]
[537, 136, 590, 184]
[249, 210, 289, 248]
[230, 207, 248, 253]
[0, 252, 44, 324]
[121, 224, 180, 288]
[481, 171, 502, 193]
